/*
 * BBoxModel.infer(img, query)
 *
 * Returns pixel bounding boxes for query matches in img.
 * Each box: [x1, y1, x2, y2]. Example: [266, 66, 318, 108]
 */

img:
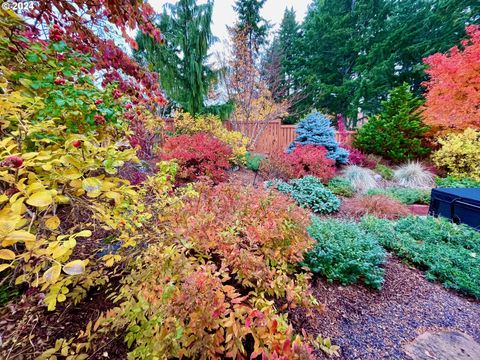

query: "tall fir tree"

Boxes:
[134, 0, 215, 115]
[233, 0, 269, 55]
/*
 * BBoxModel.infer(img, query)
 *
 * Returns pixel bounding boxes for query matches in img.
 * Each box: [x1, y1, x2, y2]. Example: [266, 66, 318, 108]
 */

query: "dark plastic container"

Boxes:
[429, 188, 480, 230]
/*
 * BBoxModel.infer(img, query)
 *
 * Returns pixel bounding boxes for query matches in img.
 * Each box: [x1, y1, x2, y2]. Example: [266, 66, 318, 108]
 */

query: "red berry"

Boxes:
[94, 114, 106, 125]
[125, 103, 133, 109]
[72, 140, 82, 148]
[54, 77, 66, 85]
[2, 156, 23, 168]
[112, 89, 122, 99]
[94, 99, 103, 105]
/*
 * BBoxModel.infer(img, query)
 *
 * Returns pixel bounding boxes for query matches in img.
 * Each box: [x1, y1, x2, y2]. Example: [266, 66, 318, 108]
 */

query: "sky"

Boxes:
[148, 0, 311, 53]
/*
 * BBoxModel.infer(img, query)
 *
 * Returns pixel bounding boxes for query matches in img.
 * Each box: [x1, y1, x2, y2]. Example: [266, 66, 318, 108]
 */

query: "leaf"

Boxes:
[0, 264, 11, 272]
[43, 265, 61, 284]
[0, 249, 16, 260]
[82, 178, 103, 194]
[45, 216, 61, 231]
[26, 190, 53, 207]
[75, 230, 92, 238]
[3, 230, 36, 246]
[63, 260, 86, 275]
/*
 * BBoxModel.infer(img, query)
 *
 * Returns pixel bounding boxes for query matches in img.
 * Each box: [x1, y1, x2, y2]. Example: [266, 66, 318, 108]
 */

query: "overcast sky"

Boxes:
[148, 0, 311, 53]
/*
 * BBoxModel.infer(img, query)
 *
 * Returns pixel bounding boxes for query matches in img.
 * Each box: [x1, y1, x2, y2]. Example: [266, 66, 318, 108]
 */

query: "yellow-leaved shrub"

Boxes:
[173, 111, 249, 164]
[432, 128, 480, 181]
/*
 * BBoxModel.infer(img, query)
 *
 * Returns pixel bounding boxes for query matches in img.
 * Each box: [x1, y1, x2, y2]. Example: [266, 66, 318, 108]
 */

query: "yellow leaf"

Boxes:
[52, 246, 69, 259]
[0, 264, 11, 272]
[56, 195, 70, 204]
[82, 178, 103, 194]
[43, 265, 61, 284]
[3, 230, 36, 246]
[0, 218, 17, 237]
[26, 190, 53, 208]
[75, 230, 92, 238]
[63, 168, 82, 180]
[45, 216, 60, 230]
[0, 194, 8, 204]
[0, 249, 16, 260]
[63, 260, 86, 275]
[57, 293, 66, 302]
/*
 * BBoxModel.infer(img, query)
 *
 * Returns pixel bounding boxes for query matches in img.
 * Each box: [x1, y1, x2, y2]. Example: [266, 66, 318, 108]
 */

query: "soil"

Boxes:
[289, 255, 480, 360]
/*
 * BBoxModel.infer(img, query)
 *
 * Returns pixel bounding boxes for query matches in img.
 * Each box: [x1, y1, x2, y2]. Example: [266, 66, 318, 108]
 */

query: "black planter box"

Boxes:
[429, 188, 480, 230]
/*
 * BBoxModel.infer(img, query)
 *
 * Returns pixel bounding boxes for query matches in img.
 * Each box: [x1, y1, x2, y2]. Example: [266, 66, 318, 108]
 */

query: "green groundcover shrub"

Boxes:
[365, 187, 431, 205]
[303, 217, 386, 289]
[435, 176, 480, 188]
[375, 163, 394, 180]
[360, 216, 480, 298]
[268, 176, 340, 214]
[327, 177, 355, 197]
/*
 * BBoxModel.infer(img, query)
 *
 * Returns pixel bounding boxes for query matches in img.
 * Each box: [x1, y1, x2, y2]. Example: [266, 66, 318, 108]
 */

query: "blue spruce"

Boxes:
[287, 112, 349, 164]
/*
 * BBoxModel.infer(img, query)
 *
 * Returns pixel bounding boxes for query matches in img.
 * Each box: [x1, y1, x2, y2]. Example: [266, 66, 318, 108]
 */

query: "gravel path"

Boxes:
[289, 255, 480, 359]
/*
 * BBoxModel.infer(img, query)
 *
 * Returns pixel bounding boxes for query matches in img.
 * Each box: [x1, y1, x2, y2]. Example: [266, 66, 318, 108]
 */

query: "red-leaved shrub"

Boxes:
[344, 145, 377, 169]
[341, 195, 411, 220]
[161, 133, 232, 183]
[288, 145, 336, 182]
[260, 145, 336, 183]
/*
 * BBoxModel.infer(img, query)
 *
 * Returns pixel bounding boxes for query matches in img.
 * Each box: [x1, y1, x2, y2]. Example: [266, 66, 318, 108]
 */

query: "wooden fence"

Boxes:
[164, 119, 355, 155]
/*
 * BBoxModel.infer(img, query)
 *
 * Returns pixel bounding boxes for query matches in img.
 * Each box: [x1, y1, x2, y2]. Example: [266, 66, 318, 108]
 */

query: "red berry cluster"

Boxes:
[94, 114, 106, 125]
[49, 24, 64, 42]
[1, 156, 24, 168]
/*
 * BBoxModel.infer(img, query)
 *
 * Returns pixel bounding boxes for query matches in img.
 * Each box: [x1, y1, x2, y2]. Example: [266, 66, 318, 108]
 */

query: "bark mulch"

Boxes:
[289, 255, 480, 359]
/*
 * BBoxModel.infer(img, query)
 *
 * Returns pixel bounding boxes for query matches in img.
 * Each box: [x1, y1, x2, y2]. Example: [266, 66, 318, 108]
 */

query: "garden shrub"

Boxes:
[365, 188, 431, 205]
[354, 84, 430, 163]
[245, 152, 265, 172]
[287, 145, 336, 182]
[269, 176, 340, 214]
[393, 161, 435, 188]
[343, 145, 377, 168]
[303, 217, 386, 289]
[161, 133, 232, 183]
[341, 195, 411, 220]
[432, 128, 480, 181]
[173, 111, 249, 164]
[435, 176, 480, 188]
[99, 183, 319, 359]
[360, 216, 480, 298]
[375, 163, 394, 180]
[288, 112, 349, 165]
[342, 165, 377, 192]
[327, 177, 355, 197]
[259, 145, 336, 183]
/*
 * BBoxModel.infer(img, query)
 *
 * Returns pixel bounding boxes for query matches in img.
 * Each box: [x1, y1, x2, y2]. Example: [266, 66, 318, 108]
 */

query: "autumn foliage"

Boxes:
[422, 25, 480, 132]
[161, 133, 233, 183]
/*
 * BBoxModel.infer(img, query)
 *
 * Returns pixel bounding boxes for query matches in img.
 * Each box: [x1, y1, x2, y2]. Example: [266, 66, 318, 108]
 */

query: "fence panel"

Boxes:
[163, 119, 355, 154]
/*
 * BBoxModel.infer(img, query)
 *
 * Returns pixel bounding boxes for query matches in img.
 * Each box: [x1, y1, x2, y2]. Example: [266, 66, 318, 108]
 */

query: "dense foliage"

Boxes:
[354, 84, 430, 163]
[286, 145, 336, 182]
[288, 113, 349, 164]
[374, 164, 394, 180]
[327, 177, 355, 197]
[269, 176, 340, 214]
[172, 111, 248, 164]
[432, 129, 480, 181]
[135, 0, 215, 114]
[435, 176, 480, 188]
[99, 183, 319, 359]
[360, 216, 480, 298]
[303, 217, 386, 289]
[341, 195, 411, 220]
[161, 133, 232, 183]
[423, 25, 480, 133]
[365, 188, 431, 205]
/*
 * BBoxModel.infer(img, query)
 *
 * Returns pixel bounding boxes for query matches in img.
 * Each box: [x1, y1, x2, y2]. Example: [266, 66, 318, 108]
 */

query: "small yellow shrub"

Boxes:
[173, 112, 248, 164]
[432, 128, 480, 180]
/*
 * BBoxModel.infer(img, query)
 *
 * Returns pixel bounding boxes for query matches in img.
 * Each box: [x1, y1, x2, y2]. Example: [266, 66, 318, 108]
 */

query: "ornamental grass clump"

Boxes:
[393, 161, 434, 188]
[303, 217, 386, 289]
[341, 165, 377, 192]
[341, 195, 411, 220]
[269, 176, 340, 214]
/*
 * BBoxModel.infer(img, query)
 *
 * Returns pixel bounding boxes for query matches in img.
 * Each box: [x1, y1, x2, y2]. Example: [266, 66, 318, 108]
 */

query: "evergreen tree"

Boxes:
[233, 0, 269, 54]
[134, 0, 215, 115]
[278, 7, 300, 99]
[354, 84, 430, 163]
[288, 112, 349, 165]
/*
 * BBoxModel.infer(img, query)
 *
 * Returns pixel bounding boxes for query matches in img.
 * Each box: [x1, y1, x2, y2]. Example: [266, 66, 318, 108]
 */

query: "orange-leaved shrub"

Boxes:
[96, 183, 320, 359]
[161, 133, 232, 183]
[341, 195, 411, 220]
